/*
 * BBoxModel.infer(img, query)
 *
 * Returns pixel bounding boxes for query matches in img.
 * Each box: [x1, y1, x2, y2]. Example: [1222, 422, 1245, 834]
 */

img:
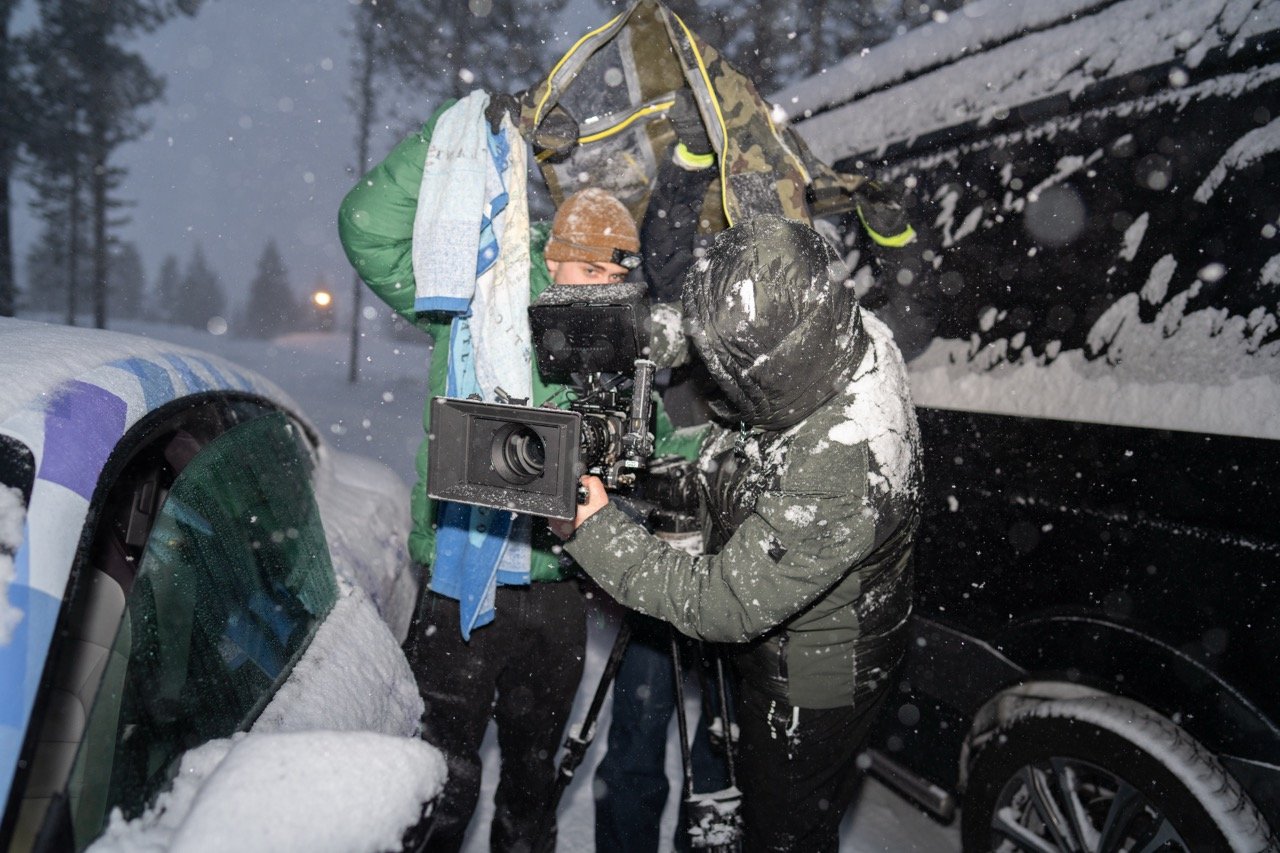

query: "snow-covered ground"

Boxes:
[55, 314, 958, 851]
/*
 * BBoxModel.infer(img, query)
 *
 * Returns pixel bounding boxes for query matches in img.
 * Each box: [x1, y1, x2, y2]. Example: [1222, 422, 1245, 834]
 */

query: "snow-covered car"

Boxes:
[780, 0, 1280, 850]
[0, 318, 440, 851]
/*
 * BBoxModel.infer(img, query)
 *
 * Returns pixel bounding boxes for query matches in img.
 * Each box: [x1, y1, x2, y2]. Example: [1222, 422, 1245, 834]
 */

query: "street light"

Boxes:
[312, 288, 335, 331]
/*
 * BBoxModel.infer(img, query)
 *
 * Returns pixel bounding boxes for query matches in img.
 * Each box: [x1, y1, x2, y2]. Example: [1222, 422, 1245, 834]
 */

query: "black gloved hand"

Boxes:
[854, 179, 911, 244]
[485, 91, 522, 134]
[668, 88, 712, 157]
[532, 103, 580, 163]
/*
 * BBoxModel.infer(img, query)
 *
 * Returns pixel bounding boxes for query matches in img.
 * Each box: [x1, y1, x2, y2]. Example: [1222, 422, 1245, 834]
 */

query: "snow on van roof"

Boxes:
[780, 0, 1280, 163]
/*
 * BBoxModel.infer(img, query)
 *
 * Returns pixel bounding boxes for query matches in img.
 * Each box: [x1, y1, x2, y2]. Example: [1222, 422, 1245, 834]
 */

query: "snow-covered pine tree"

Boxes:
[241, 240, 297, 339]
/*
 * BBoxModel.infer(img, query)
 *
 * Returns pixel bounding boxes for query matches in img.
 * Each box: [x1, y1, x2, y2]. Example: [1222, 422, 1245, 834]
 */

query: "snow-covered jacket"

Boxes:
[565, 216, 922, 708]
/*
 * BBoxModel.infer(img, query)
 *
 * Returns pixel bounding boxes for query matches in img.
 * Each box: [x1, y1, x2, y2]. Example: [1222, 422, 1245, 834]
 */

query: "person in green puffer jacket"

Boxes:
[337, 100, 702, 852]
[554, 215, 923, 852]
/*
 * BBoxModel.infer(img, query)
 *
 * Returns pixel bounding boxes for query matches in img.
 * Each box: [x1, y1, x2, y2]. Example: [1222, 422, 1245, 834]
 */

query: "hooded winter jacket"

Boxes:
[565, 216, 922, 708]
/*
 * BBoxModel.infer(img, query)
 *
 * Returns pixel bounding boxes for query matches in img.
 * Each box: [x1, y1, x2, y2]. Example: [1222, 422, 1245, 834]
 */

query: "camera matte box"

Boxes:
[428, 397, 583, 520]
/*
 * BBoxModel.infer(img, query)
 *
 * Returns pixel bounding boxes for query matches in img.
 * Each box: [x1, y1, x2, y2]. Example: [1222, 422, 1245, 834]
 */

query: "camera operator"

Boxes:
[338, 94, 701, 852]
[593, 89, 734, 853]
[552, 215, 923, 852]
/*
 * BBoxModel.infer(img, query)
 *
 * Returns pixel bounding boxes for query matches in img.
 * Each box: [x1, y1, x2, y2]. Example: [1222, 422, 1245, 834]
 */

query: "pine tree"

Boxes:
[0, 0, 33, 317]
[22, 226, 90, 315]
[21, 0, 204, 329]
[152, 253, 181, 322]
[368, 0, 570, 105]
[241, 240, 296, 339]
[176, 243, 225, 329]
[108, 241, 145, 320]
[345, 1, 379, 382]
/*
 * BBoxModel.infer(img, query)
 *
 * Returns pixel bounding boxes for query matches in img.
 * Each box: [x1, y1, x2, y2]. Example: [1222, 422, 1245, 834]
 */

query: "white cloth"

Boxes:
[411, 91, 531, 402]
[473, 113, 531, 403]
[412, 90, 491, 313]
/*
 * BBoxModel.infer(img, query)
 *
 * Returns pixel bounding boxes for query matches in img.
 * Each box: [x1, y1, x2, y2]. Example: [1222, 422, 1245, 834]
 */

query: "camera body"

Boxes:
[427, 283, 660, 521]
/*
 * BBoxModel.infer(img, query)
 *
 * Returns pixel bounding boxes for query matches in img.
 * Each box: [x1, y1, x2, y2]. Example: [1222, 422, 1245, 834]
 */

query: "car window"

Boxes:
[65, 411, 337, 848]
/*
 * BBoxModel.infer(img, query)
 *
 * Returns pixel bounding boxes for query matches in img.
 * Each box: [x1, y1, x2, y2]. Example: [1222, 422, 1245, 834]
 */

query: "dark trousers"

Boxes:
[406, 582, 586, 853]
[734, 678, 889, 853]
[595, 614, 730, 853]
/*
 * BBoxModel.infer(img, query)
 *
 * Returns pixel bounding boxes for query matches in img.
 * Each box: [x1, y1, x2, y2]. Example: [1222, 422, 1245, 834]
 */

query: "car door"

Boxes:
[7, 397, 339, 851]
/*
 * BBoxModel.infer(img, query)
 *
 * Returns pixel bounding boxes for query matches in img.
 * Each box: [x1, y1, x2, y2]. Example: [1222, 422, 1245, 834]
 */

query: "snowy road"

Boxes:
[461, 605, 960, 853]
[98, 318, 960, 852]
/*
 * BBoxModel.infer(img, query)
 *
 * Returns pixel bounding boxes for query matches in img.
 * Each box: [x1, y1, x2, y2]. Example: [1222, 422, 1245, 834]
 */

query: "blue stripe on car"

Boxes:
[113, 357, 178, 411]
[37, 381, 128, 502]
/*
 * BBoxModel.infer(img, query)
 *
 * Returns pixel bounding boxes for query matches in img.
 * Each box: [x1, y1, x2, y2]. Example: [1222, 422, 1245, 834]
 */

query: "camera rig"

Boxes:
[427, 283, 664, 521]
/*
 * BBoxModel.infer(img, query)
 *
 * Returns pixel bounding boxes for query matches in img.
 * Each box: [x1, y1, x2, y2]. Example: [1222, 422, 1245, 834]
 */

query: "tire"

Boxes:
[961, 695, 1276, 853]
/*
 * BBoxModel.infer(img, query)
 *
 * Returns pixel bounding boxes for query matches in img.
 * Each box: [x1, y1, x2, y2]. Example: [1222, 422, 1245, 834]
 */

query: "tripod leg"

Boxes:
[669, 631, 695, 802]
[713, 652, 738, 788]
[532, 618, 633, 853]
[675, 640, 747, 845]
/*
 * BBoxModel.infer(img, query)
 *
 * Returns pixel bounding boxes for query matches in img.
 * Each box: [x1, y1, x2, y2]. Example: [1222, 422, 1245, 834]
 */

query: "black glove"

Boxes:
[854, 179, 911, 242]
[485, 91, 522, 134]
[668, 88, 712, 157]
[532, 103, 580, 163]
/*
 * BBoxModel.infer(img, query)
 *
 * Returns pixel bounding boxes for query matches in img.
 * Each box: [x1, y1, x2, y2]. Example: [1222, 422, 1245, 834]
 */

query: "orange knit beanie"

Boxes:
[544, 188, 640, 264]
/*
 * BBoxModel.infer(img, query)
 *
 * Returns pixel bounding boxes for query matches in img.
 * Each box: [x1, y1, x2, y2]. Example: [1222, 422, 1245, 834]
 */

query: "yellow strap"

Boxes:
[674, 142, 715, 170]
[578, 100, 674, 145]
[670, 11, 733, 226]
[535, 11, 626, 125]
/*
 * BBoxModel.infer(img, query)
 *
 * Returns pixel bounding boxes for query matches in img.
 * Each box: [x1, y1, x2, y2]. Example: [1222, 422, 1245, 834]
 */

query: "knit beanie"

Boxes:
[544, 188, 640, 264]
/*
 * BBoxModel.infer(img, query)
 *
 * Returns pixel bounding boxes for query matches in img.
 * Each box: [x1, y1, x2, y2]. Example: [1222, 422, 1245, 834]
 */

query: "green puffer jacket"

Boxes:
[337, 101, 703, 581]
[565, 217, 922, 708]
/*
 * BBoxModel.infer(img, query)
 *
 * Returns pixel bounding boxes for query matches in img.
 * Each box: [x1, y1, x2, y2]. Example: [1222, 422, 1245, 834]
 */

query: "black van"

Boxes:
[781, 0, 1280, 849]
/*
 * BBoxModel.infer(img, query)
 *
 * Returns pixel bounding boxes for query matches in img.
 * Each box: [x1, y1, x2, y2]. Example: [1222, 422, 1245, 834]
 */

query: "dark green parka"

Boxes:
[565, 216, 922, 708]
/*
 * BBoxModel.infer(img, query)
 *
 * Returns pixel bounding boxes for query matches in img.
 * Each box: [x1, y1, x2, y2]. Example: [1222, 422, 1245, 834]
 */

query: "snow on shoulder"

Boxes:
[827, 312, 921, 498]
[86, 730, 445, 853]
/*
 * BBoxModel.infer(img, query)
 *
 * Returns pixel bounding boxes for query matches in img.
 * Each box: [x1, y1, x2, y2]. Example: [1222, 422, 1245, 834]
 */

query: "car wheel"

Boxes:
[961, 695, 1275, 853]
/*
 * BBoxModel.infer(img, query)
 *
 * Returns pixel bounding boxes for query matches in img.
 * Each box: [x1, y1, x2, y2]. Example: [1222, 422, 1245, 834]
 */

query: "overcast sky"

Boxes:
[12, 0, 596, 320]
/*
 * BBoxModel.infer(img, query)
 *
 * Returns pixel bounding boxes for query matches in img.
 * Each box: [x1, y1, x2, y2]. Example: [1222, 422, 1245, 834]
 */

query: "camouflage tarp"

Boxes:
[516, 0, 865, 230]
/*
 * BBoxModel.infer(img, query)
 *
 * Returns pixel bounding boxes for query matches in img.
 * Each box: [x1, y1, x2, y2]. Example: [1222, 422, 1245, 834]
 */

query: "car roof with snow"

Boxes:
[776, 0, 1280, 163]
[0, 317, 303, 427]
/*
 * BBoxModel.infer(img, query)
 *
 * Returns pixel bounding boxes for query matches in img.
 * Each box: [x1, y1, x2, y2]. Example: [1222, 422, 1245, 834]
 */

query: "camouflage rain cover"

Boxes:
[517, 0, 841, 229]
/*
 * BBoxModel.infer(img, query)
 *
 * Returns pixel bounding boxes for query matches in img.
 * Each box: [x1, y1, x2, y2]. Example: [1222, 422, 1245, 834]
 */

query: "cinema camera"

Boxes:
[428, 282, 666, 521]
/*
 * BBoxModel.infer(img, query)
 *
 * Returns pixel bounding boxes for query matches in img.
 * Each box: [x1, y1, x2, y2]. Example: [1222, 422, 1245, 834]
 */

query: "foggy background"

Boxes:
[2, 0, 948, 333]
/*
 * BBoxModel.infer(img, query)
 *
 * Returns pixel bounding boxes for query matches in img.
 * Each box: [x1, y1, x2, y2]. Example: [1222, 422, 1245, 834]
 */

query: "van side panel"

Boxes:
[912, 407, 1280, 750]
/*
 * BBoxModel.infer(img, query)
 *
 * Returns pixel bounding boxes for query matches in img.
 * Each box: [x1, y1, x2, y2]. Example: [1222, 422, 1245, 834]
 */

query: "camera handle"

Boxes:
[622, 358, 656, 464]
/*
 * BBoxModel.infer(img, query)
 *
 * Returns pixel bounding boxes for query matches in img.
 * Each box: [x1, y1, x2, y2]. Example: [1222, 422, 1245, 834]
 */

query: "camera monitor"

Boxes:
[529, 282, 648, 380]
[428, 398, 584, 520]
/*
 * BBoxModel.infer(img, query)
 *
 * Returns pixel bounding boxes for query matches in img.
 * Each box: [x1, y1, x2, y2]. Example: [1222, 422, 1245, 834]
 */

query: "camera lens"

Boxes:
[491, 424, 546, 485]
